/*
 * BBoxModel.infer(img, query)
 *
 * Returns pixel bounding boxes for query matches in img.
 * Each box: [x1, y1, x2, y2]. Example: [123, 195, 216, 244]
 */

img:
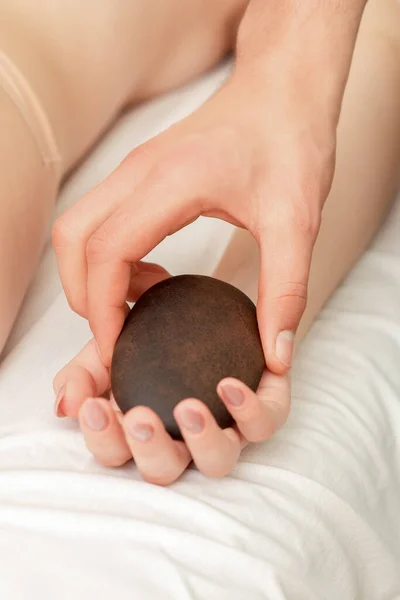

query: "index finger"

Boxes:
[85, 175, 198, 365]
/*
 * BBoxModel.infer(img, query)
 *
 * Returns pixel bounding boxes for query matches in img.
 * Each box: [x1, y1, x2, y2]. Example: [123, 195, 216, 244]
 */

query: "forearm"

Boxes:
[235, 0, 368, 125]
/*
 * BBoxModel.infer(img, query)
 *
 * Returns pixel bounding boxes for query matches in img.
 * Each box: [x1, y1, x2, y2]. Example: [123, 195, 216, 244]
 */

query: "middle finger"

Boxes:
[123, 406, 191, 486]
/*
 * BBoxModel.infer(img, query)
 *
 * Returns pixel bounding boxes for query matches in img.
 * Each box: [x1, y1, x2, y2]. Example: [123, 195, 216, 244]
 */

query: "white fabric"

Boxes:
[1, 62, 400, 599]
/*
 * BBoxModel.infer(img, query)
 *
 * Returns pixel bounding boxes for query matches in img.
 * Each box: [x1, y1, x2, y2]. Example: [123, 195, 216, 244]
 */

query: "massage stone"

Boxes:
[111, 274, 265, 440]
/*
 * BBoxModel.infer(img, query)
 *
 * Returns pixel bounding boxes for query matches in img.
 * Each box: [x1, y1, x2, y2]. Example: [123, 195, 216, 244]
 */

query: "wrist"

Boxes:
[236, 0, 368, 54]
[235, 0, 368, 122]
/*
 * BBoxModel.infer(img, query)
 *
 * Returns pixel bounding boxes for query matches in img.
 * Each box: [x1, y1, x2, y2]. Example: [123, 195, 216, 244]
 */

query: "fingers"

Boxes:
[53, 149, 155, 317]
[58, 364, 286, 481]
[53, 339, 110, 419]
[79, 397, 191, 482]
[257, 213, 319, 375]
[80, 400, 192, 484]
[80, 398, 242, 483]
[79, 397, 192, 483]
[218, 371, 291, 442]
[80, 397, 244, 482]
[174, 399, 241, 477]
[79, 397, 132, 468]
[122, 406, 191, 486]
[53, 263, 170, 418]
[54, 138, 199, 368]
[85, 174, 197, 365]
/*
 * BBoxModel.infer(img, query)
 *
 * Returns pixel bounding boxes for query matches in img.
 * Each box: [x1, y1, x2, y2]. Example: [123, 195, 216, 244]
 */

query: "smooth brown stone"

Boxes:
[111, 275, 265, 440]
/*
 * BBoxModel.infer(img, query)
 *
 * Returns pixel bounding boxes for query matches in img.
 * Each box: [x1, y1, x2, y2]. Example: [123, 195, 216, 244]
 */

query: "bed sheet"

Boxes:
[1, 62, 400, 599]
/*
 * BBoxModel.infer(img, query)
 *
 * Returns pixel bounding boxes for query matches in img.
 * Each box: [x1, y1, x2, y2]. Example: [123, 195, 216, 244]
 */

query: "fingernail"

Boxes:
[128, 423, 154, 442]
[220, 383, 244, 407]
[275, 330, 295, 367]
[178, 408, 205, 434]
[54, 385, 66, 418]
[82, 398, 109, 431]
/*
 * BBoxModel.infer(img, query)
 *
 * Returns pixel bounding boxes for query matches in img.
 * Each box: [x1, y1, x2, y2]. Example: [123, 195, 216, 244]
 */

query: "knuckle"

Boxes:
[148, 154, 192, 190]
[263, 280, 308, 327]
[67, 294, 85, 317]
[120, 143, 154, 173]
[147, 158, 174, 183]
[292, 203, 321, 239]
[52, 215, 76, 250]
[200, 467, 225, 479]
[52, 374, 64, 394]
[141, 470, 177, 487]
[292, 171, 325, 236]
[86, 229, 112, 264]
[147, 135, 224, 192]
[258, 174, 323, 240]
[245, 425, 274, 444]
[258, 202, 320, 244]
[123, 144, 147, 165]
[200, 460, 233, 479]
[99, 454, 128, 469]
[272, 280, 308, 304]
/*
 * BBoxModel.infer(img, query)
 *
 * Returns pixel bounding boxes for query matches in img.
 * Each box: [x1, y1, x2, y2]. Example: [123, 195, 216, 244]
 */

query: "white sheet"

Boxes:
[1, 62, 400, 599]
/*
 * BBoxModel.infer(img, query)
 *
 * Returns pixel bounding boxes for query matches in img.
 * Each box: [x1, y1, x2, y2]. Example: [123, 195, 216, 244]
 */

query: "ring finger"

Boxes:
[217, 371, 291, 443]
[174, 399, 241, 478]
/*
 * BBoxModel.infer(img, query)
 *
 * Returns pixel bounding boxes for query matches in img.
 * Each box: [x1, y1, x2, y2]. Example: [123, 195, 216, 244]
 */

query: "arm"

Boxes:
[236, 0, 368, 124]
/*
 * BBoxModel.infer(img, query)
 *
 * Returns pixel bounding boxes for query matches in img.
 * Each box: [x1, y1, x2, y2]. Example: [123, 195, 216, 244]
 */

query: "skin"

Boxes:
[3, 0, 396, 487]
[51, 0, 400, 484]
[53, 0, 368, 374]
[0, 0, 248, 354]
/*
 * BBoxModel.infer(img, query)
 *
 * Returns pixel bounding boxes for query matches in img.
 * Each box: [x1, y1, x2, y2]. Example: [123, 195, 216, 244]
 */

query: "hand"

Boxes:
[53, 265, 290, 485]
[53, 73, 335, 373]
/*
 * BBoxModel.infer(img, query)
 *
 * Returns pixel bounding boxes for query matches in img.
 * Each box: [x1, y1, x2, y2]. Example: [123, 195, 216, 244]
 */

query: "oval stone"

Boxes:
[111, 275, 265, 440]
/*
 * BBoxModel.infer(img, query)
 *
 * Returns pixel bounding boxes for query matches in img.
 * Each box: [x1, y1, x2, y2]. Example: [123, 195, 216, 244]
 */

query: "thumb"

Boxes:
[257, 223, 315, 375]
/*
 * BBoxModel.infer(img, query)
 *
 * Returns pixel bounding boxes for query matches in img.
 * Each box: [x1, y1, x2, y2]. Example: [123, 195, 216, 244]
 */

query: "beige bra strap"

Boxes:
[0, 50, 61, 178]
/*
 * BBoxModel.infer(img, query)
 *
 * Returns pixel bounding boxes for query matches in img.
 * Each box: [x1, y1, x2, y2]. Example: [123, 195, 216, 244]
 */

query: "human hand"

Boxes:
[53, 72, 335, 374]
[53, 264, 290, 484]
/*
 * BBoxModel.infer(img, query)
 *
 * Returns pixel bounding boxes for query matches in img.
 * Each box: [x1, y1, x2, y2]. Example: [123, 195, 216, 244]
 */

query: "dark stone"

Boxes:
[111, 275, 265, 440]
